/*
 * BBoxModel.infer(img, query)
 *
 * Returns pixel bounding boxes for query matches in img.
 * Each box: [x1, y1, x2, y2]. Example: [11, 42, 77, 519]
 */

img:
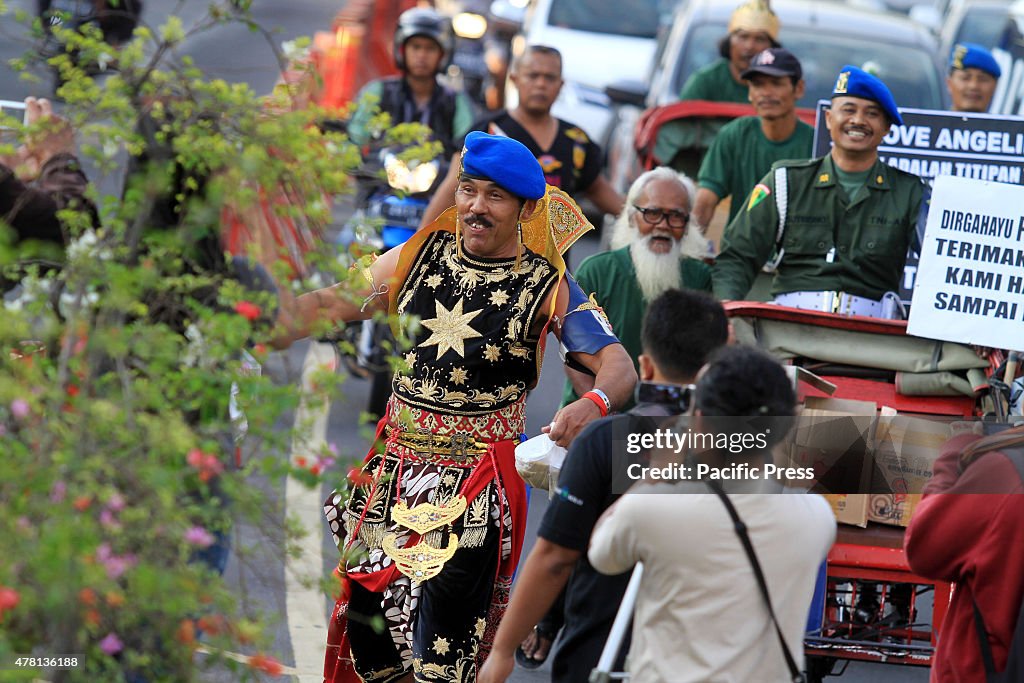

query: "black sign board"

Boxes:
[812, 101, 1024, 302]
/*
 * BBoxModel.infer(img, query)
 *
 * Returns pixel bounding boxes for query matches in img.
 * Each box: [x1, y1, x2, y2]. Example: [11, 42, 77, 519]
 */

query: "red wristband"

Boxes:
[582, 391, 610, 417]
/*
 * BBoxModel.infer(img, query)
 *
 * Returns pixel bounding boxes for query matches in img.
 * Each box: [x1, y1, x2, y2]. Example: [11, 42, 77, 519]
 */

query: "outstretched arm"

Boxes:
[271, 242, 402, 349]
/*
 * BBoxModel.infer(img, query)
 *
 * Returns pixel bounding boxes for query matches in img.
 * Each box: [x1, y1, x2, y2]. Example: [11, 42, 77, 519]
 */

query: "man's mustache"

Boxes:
[463, 213, 494, 229]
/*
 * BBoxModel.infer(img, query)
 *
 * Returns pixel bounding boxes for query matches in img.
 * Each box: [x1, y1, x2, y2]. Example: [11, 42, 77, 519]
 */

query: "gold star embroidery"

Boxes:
[449, 366, 469, 386]
[432, 636, 450, 656]
[425, 274, 444, 289]
[419, 300, 482, 359]
[442, 473, 458, 487]
[403, 351, 417, 369]
[489, 289, 510, 307]
[484, 343, 501, 362]
[475, 618, 487, 640]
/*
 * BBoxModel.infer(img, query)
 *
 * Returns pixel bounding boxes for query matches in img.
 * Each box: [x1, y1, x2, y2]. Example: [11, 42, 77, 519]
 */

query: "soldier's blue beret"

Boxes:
[831, 65, 902, 126]
[461, 131, 545, 200]
[950, 43, 1001, 79]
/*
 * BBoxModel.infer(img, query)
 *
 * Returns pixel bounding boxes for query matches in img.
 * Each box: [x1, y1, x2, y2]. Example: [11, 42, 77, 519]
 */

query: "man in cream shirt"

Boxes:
[589, 346, 835, 682]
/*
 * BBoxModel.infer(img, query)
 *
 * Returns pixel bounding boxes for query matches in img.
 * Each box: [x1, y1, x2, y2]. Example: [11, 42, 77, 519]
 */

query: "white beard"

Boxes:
[629, 234, 684, 302]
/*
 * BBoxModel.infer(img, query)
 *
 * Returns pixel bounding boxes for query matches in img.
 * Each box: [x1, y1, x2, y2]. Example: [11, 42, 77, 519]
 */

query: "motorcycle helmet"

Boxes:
[393, 7, 454, 72]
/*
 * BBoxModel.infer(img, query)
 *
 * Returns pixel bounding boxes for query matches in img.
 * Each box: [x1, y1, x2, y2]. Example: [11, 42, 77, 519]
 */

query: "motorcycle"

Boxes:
[37, 0, 144, 91]
[336, 145, 444, 418]
[437, 0, 491, 110]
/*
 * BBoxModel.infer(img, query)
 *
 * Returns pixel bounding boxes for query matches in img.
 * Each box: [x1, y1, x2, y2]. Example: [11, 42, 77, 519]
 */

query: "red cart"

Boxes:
[725, 302, 995, 680]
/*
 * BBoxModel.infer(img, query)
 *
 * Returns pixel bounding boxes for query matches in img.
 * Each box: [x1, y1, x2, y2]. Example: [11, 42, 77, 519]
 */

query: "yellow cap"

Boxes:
[728, 0, 779, 40]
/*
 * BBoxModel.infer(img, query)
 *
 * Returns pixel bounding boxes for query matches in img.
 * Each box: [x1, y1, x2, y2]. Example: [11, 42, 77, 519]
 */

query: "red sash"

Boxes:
[323, 424, 527, 682]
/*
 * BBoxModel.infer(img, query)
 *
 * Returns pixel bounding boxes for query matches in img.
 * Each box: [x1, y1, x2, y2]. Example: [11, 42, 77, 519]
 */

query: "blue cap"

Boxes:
[461, 131, 545, 200]
[831, 65, 902, 126]
[950, 43, 1001, 79]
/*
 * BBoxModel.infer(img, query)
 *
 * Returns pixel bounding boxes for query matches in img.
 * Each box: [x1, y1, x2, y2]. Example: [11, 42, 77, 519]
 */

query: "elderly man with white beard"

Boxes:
[562, 166, 712, 410]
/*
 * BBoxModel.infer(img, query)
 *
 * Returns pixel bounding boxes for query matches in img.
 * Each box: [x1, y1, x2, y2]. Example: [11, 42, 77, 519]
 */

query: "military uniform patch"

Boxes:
[747, 183, 771, 211]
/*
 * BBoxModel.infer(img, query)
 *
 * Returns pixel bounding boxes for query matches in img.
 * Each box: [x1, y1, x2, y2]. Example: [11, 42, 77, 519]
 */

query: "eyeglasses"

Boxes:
[633, 206, 690, 229]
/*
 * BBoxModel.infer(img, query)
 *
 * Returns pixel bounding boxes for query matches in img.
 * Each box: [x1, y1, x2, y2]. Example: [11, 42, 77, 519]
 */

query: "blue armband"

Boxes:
[560, 275, 620, 356]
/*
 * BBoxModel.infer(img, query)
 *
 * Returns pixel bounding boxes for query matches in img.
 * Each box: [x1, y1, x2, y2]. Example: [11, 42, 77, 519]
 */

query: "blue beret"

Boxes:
[831, 65, 902, 126]
[461, 131, 545, 200]
[950, 43, 1001, 79]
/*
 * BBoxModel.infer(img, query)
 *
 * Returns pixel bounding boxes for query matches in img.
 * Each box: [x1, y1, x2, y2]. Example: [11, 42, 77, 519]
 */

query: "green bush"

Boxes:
[0, 3, 395, 680]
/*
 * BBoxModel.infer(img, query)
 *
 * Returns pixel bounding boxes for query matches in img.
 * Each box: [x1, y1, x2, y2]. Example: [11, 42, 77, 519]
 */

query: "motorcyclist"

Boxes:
[345, 7, 474, 160]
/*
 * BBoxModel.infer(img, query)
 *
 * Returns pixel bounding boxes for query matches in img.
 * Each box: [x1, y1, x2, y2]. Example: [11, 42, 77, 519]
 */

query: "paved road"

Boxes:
[0, 2, 930, 680]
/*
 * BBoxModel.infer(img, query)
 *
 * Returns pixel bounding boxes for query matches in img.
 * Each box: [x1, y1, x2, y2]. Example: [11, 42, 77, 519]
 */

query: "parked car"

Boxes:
[605, 0, 946, 195]
[936, 0, 1012, 63]
[508, 0, 679, 148]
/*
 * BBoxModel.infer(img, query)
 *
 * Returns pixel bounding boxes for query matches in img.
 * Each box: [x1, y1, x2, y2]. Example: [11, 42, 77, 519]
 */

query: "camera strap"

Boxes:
[708, 480, 806, 683]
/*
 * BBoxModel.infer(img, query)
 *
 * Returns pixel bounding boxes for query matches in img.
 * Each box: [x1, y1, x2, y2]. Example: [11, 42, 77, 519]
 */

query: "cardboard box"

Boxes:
[867, 413, 951, 526]
[825, 494, 871, 528]
[785, 397, 879, 527]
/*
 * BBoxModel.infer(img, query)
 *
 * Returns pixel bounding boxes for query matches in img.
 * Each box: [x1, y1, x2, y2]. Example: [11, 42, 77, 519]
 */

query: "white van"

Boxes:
[509, 0, 675, 148]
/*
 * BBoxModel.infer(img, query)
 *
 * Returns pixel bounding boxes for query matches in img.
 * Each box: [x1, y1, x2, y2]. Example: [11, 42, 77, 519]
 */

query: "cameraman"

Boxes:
[477, 289, 728, 683]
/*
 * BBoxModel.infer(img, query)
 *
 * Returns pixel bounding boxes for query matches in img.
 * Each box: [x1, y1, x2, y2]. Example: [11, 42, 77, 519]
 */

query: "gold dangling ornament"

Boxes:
[382, 532, 459, 582]
[456, 212, 465, 263]
[513, 220, 523, 272]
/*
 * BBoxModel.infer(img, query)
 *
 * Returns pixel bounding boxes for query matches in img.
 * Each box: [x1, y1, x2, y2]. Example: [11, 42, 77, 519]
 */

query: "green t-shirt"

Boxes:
[679, 59, 749, 103]
[561, 247, 712, 409]
[698, 116, 815, 225]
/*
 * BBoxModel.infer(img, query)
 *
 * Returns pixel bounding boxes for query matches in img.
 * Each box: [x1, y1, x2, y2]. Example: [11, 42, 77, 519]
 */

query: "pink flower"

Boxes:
[106, 493, 126, 512]
[99, 509, 120, 529]
[10, 399, 29, 419]
[99, 632, 123, 656]
[184, 526, 215, 548]
[104, 555, 135, 580]
[50, 481, 67, 503]
[95, 544, 136, 579]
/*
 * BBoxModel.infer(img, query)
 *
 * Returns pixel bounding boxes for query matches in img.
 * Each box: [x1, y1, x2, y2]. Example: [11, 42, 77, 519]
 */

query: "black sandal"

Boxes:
[514, 625, 557, 670]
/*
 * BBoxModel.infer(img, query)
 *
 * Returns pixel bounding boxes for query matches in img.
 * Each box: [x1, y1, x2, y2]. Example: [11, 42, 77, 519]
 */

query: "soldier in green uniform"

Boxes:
[679, 0, 780, 104]
[713, 65, 926, 319]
